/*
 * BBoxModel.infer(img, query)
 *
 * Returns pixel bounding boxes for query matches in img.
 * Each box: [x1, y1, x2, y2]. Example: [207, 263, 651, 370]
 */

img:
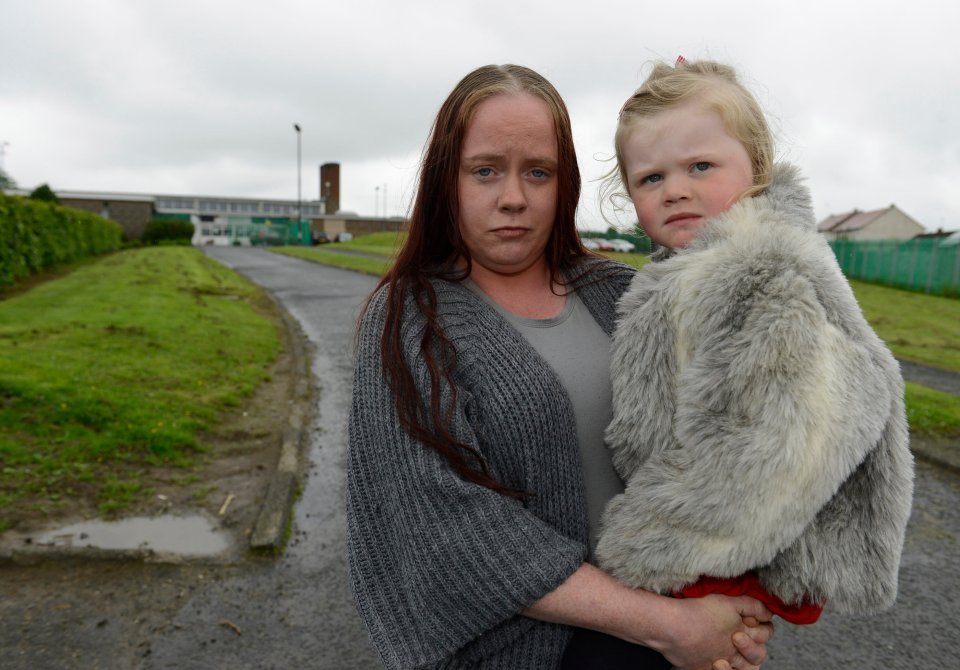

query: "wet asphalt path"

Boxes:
[142, 247, 381, 669]
[150, 248, 957, 669]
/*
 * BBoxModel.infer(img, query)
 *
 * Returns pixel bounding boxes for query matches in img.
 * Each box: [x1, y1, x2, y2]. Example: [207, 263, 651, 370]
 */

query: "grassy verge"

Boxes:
[610, 252, 960, 372]
[226, 234, 960, 443]
[335, 231, 407, 257]
[849, 280, 960, 373]
[905, 382, 960, 437]
[272, 232, 407, 276]
[0, 247, 279, 530]
[272, 246, 391, 276]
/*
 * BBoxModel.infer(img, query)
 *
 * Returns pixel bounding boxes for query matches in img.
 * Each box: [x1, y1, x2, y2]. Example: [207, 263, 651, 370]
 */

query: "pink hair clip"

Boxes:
[675, 54, 688, 67]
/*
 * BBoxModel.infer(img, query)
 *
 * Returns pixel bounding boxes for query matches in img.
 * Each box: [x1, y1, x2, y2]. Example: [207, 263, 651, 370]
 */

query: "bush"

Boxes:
[28, 184, 60, 204]
[142, 218, 195, 245]
[0, 194, 123, 288]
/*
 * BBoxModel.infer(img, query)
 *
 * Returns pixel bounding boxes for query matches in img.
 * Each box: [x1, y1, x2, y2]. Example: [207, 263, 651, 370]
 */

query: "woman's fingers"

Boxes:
[733, 630, 768, 666]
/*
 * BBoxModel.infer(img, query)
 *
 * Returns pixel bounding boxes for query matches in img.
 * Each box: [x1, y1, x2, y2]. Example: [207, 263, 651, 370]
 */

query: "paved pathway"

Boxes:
[898, 359, 960, 396]
[143, 247, 381, 669]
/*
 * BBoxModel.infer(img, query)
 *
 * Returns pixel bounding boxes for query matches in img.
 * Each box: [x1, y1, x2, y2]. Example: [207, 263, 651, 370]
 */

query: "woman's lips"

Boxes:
[492, 227, 528, 238]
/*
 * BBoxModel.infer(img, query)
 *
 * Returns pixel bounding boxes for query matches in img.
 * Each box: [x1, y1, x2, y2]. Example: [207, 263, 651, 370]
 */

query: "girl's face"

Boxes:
[621, 102, 754, 250]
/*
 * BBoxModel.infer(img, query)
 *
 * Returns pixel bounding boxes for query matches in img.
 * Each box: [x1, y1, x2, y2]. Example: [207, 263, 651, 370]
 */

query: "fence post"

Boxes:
[952, 244, 960, 295]
[926, 240, 939, 294]
[890, 241, 899, 288]
[909, 241, 919, 290]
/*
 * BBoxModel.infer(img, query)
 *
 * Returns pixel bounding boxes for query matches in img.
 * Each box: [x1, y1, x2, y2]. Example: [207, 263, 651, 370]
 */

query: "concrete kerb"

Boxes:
[0, 291, 315, 565]
[249, 294, 314, 551]
[911, 435, 960, 475]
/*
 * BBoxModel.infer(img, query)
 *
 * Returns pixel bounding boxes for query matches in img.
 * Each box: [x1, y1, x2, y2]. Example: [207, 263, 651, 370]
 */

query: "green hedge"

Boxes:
[0, 193, 123, 288]
[142, 218, 195, 245]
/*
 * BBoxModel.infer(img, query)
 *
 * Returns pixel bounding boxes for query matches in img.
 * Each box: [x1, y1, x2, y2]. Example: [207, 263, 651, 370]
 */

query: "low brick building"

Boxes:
[59, 193, 155, 241]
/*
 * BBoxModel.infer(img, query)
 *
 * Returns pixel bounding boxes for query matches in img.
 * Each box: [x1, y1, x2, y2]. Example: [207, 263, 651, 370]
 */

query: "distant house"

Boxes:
[817, 204, 925, 241]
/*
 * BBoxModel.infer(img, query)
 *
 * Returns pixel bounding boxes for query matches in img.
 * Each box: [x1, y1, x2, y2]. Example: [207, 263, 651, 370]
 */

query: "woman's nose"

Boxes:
[498, 173, 527, 212]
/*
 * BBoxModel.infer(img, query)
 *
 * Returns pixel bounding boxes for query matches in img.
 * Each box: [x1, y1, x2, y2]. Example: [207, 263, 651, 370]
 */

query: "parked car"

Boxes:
[312, 231, 330, 245]
[581, 238, 601, 251]
[608, 238, 636, 253]
[597, 239, 617, 251]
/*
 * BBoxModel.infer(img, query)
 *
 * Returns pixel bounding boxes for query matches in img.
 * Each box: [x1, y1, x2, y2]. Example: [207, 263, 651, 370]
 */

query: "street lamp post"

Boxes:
[293, 124, 302, 229]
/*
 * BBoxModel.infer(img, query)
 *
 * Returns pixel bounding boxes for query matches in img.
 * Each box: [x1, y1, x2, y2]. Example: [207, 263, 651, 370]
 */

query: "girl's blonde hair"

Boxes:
[614, 59, 774, 199]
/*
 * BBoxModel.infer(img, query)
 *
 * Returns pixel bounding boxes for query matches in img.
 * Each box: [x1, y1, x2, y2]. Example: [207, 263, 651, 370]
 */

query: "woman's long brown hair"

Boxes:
[364, 64, 589, 497]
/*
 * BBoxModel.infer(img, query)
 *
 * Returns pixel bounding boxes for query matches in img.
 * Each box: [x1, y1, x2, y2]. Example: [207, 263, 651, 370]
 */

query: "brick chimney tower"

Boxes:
[320, 163, 340, 215]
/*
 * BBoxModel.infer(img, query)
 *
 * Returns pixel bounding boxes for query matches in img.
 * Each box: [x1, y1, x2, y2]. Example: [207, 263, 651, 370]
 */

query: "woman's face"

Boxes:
[457, 93, 559, 277]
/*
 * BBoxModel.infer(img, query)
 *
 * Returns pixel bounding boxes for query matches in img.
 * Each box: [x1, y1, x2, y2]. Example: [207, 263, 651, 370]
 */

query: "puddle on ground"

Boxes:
[32, 515, 230, 555]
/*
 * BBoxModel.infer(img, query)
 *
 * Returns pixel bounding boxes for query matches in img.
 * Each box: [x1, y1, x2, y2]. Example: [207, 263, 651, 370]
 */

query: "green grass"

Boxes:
[610, 254, 960, 373]
[601, 251, 649, 269]
[271, 235, 960, 376]
[0, 247, 279, 525]
[848, 280, 960, 373]
[335, 231, 407, 257]
[271, 231, 408, 275]
[0, 237, 957, 531]
[905, 382, 960, 437]
[272, 246, 391, 276]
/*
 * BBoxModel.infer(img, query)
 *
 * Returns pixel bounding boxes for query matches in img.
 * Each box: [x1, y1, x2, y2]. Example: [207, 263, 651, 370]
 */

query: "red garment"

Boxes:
[675, 573, 824, 625]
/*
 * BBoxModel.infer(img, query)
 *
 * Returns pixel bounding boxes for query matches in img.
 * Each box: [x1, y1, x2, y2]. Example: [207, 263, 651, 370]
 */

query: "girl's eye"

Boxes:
[692, 162, 711, 173]
[641, 174, 662, 185]
[476, 167, 494, 178]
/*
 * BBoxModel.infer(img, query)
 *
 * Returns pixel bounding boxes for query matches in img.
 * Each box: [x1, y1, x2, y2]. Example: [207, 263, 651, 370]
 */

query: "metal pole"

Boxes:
[375, 185, 380, 217]
[294, 124, 302, 228]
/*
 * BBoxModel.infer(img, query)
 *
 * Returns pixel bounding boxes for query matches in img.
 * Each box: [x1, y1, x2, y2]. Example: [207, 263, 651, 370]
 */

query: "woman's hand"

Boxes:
[648, 594, 772, 670]
[712, 615, 775, 670]
[523, 564, 774, 669]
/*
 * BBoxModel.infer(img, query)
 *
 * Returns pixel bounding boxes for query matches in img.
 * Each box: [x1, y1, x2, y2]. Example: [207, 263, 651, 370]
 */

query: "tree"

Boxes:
[28, 184, 60, 204]
[0, 167, 16, 190]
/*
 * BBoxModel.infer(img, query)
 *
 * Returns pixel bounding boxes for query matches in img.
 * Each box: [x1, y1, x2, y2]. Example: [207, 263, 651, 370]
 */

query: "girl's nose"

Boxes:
[663, 176, 691, 204]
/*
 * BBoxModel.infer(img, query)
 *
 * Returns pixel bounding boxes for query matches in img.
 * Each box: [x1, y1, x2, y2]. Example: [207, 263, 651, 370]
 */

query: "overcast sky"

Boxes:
[2, 0, 958, 232]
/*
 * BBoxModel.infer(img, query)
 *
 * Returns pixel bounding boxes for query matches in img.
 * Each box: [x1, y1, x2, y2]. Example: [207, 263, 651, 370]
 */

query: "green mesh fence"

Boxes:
[829, 238, 960, 296]
[225, 217, 312, 246]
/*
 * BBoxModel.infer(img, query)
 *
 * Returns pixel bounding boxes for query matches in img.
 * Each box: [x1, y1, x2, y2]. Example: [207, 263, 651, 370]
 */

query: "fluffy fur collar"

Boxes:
[597, 164, 914, 613]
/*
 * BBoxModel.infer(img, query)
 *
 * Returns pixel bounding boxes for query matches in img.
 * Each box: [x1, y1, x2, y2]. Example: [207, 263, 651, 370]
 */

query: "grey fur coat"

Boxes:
[596, 164, 914, 613]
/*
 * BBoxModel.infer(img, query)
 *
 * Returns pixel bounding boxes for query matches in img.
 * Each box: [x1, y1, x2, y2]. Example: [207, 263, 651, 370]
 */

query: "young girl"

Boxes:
[595, 59, 915, 624]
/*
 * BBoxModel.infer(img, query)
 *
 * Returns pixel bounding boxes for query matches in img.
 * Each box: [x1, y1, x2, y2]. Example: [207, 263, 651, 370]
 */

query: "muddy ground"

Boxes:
[1, 297, 304, 669]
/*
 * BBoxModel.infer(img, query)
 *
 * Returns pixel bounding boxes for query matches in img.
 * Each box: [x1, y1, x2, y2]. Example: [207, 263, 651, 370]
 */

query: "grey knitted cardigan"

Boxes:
[596, 164, 915, 613]
[347, 258, 635, 669]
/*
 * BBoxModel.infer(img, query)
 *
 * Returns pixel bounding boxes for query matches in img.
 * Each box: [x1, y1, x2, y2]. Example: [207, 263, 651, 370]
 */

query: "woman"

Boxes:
[346, 63, 773, 670]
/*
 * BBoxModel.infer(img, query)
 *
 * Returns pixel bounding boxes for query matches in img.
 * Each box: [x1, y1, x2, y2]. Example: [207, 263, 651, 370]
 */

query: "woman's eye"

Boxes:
[530, 168, 548, 179]
[692, 162, 711, 173]
[476, 167, 494, 177]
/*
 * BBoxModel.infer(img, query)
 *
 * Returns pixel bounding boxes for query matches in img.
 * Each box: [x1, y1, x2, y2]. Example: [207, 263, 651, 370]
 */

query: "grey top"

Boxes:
[347, 257, 635, 669]
[465, 281, 625, 554]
